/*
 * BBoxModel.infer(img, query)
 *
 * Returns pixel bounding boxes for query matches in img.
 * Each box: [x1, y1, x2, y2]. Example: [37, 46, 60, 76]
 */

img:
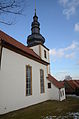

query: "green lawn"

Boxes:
[0, 96, 79, 119]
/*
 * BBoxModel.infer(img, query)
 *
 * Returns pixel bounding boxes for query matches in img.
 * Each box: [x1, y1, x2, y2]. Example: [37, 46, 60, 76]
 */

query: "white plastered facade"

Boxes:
[0, 47, 49, 114]
[0, 44, 65, 114]
[47, 80, 65, 101]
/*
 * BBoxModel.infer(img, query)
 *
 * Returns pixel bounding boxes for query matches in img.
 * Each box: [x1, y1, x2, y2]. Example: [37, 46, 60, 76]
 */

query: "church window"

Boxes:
[48, 83, 51, 88]
[26, 65, 32, 96]
[44, 50, 47, 58]
[40, 69, 45, 93]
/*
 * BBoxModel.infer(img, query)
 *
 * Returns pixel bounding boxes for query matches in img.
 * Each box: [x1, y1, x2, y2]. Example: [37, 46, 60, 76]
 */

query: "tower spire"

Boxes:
[27, 1, 45, 47]
[35, 8, 36, 16]
[35, 0, 36, 15]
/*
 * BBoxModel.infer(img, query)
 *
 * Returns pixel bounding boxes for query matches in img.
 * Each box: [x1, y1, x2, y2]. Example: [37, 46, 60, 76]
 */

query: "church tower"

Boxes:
[27, 9, 50, 74]
[27, 9, 45, 47]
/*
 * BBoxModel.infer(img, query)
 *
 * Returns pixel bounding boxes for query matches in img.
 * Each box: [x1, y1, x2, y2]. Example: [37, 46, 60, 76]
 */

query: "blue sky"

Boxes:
[0, 0, 79, 80]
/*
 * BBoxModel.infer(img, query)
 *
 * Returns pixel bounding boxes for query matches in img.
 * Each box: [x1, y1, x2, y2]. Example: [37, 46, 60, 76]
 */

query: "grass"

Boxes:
[0, 96, 79, 119]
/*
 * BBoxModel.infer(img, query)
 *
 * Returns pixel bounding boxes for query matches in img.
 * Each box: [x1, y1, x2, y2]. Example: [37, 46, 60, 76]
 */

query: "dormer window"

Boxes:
[44, 50, 47, 58]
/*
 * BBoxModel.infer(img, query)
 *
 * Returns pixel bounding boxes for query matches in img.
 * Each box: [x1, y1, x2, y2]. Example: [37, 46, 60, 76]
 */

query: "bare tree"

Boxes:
[0, 0, 26, 25]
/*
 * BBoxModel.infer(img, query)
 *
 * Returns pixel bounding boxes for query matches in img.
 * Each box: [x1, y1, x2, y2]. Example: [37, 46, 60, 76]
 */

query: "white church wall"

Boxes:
[47, 82, 59, 101]
[30, 45, 40, 57]
[47, 80, 66, 101]
[30, 45, 50, 63]
[0, 47, 49, 114]
[48, 83, 65, 101]
[59, 88, 66, 101]
[30, 45, 50, 75]
[47, 65, 50, 75]
[41, 45, 49, 63]
[0, 42, 1, 55]
[0, 40, 2, 66]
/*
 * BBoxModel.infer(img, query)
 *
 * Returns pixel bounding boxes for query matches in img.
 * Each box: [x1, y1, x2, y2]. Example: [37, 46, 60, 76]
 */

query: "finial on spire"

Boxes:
[35, 0, 36, 15]
[35, 8, 36, 16]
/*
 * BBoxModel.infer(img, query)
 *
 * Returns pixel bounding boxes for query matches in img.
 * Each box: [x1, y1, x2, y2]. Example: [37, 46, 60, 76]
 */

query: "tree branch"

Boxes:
[0, 0, 26, 25]
[0, 20, 13, 25]
[0, 0, 16, 10]
[1, 9, 23, 15]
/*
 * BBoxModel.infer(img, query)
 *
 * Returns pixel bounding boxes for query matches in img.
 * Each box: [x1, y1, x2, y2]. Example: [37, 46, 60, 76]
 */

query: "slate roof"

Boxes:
[47, 74, 64, 89]
[27, 10, 45, 47]
[0, 30, 49, 65]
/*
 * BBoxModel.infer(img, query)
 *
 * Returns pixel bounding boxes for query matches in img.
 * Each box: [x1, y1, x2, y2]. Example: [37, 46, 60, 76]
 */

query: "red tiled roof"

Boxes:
[73, 80, 79, 88]
[64, 80, 79, 89]
[47, 74, 64, 89]
[0, 30, 40, 58]
[0, 30, 49, 65]
[67, 80, 76, 89]
[75, 80, 79, 85]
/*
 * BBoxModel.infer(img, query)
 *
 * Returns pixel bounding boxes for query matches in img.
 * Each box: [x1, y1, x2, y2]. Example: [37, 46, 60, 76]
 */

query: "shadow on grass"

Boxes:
[0, 96, 79, 119]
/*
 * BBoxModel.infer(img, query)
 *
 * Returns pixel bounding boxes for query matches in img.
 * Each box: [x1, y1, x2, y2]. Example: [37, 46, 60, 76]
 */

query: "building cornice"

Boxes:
[2, 40, 49, 66]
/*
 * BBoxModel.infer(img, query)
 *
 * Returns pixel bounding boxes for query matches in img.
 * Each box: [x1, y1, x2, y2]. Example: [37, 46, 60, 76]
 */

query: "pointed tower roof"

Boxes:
[27, 9, 45, 47]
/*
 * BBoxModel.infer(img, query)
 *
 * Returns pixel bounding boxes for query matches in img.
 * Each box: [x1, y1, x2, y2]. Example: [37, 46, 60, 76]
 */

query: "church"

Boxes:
[0, 10, 65, 114]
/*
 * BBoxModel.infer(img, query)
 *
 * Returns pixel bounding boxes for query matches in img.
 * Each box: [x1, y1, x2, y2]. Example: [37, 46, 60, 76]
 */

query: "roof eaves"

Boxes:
[47, 74, 64, 89]
[1, 38, 49, 66]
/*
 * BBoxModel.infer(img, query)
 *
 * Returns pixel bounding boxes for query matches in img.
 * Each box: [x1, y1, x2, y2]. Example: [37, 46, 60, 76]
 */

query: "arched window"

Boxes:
[40, 69, 45, 93]
[26, 65, 32, 96]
